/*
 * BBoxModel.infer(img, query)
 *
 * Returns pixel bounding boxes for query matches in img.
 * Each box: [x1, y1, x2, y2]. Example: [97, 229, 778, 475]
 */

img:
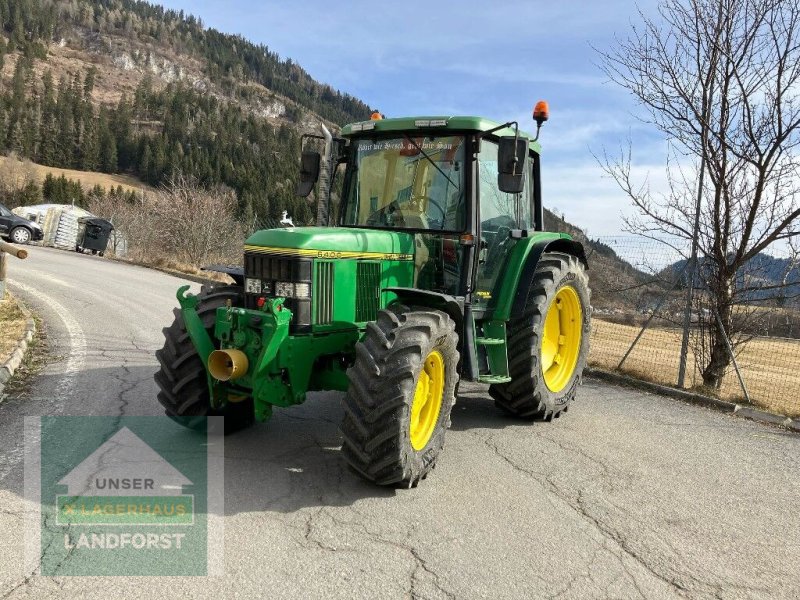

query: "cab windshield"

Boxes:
[341, 135, 467, 231]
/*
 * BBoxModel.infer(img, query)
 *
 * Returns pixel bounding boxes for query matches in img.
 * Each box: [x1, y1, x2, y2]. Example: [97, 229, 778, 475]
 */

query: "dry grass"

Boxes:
[0, 292, 28, 365]
[115, 256, 232, 284]
[590, 318, 800, 418]
[0, 155, 154, 195]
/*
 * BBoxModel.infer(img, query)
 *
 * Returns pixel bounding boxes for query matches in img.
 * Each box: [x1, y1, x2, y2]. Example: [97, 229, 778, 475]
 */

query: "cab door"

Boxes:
[474, 139, 531, 312]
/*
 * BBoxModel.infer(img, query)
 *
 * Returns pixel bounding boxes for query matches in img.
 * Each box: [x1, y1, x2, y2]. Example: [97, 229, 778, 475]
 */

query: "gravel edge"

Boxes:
[585, 367, 800, 433]
[0, 294, 36, 401]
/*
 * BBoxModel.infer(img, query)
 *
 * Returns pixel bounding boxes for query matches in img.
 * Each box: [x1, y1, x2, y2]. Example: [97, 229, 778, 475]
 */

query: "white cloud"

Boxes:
[543, 159, 673, 238]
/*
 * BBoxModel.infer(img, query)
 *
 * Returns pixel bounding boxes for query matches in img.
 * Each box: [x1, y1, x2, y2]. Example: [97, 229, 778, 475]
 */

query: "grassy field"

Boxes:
[590, 318, 800, 418]
[0, 291, 27, 365]
[0, 155, 155, 195]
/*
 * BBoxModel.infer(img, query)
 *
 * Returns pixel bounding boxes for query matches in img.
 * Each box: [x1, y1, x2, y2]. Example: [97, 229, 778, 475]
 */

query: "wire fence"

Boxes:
[586, 236, 800, 418]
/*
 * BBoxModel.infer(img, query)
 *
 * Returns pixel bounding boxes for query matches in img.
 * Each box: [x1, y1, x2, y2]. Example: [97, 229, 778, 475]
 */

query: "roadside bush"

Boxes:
[88, 175, 246, 268]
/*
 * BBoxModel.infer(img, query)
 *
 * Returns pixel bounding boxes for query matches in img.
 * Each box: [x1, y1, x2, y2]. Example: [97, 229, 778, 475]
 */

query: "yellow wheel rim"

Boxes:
[410, 350, 445, 451]
[541, 286, 583, 393]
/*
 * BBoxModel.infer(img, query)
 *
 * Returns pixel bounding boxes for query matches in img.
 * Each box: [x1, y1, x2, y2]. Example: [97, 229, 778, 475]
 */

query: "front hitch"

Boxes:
[177, 285, 217, 365]
[176, 285, 222, 406]
[177, 285, 294, 412]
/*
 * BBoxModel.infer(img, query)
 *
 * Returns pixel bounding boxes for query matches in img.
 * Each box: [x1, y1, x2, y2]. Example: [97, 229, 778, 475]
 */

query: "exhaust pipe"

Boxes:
[208, 349, 249, 381]
[316, 123, 334, 226]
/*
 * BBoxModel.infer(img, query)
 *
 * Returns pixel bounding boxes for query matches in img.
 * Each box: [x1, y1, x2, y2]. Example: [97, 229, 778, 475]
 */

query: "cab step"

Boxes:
[476, 337, 504, 346]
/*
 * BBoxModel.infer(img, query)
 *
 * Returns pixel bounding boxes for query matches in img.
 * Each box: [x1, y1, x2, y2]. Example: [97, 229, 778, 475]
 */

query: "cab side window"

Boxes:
[477, 141, 531, 230]
[475, 140, 531, 307]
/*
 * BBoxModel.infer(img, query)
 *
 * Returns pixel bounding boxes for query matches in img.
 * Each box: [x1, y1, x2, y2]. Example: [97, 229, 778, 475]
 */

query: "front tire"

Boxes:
[10, 227, 31, 244]
[490, 252, 591, 420]
[340, 305, 459, 487]
[154, 285, 255, 435]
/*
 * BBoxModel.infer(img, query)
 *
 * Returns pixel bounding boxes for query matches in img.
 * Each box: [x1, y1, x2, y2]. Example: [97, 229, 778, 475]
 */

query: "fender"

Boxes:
[383, 287, 464, 332]
[509, 238, 588, 320]
[382, 287, 473, 376]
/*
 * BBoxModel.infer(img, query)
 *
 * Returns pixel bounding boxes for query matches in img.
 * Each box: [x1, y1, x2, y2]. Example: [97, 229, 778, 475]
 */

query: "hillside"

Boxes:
[662, 254, 800, 305]
[543, 209, 662, 311]
[0, 0, 372, 224]
[0, 154, 154, 194]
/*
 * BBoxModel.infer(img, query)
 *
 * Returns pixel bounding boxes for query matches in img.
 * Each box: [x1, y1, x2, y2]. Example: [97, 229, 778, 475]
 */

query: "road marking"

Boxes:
[0, 280, 88, 484]
[7, 279, 87, 402]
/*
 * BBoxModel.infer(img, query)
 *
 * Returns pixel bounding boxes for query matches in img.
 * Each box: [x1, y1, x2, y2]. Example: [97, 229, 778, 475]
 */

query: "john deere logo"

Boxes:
[27, 416, 223, 576]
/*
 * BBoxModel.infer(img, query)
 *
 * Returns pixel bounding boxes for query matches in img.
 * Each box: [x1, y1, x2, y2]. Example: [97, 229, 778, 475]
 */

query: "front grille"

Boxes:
[315, 261, 334, 324]
[244, 252, 313, 332]
[355, 261, 381, 322]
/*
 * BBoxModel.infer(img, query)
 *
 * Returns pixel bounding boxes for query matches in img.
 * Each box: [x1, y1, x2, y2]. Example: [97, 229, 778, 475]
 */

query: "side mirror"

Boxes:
[296, 151, 321, 197]
[497, 136, 528, 194]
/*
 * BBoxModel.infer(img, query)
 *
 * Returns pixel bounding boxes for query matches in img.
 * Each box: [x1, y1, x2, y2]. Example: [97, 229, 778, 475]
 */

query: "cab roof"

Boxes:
[341, 116, 542, 152]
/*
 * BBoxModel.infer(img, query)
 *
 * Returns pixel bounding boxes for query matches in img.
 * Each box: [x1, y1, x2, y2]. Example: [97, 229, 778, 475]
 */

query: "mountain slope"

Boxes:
[0, 0, 372, 223]
[0, 0, 666, 304]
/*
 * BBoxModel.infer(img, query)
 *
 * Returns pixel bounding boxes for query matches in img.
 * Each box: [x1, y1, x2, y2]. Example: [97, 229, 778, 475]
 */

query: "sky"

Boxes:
[157, 0, 668, 238]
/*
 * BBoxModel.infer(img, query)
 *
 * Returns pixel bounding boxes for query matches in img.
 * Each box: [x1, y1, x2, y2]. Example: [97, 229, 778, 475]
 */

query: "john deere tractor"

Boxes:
[155, 104, 590, 487]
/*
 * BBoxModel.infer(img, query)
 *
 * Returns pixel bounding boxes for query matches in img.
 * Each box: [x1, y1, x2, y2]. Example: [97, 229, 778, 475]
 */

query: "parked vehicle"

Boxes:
[0, 202, 44, 245]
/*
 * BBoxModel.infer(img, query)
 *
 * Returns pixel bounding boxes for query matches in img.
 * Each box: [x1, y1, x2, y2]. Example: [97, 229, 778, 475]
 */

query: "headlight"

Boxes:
[293, 283, 311, 298]
[245, 278, 262, 294]
[275, 281, 311, 299]
[275, 281, 294, 297]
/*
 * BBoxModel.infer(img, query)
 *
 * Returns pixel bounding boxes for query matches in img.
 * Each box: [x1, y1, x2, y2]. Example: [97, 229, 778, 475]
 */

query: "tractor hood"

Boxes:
[244, 227, 416, 261]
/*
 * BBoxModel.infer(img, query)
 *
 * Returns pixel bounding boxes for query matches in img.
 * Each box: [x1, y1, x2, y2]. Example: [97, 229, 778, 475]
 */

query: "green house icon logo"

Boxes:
[56, 427, 195, 526]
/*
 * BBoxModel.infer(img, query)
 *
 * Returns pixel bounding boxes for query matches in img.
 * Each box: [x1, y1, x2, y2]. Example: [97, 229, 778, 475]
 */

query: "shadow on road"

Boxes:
[0, 367, 540, 515]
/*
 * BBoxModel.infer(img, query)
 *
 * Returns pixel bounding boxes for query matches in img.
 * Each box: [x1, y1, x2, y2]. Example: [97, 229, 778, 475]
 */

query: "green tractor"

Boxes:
[155, 104, 591, 487]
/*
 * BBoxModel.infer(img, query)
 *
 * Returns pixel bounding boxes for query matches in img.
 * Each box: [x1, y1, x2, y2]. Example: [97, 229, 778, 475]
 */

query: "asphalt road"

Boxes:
[0, 246, 798, 599]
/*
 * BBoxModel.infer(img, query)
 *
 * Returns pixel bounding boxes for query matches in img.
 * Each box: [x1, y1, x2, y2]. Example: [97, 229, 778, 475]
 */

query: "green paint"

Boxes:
[176, 285, 219, 405]
[490, 232, 572, 320]
[341, 116, 543, 154]
[212, 297, 360, 421]
[246, 226, 416, 257]
[480, 320, 509, 378]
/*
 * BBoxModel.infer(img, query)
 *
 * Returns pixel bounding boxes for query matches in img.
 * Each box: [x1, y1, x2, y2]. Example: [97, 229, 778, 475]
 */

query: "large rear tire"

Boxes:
[340, 305, 459, 487]
[490, 252, 591, 420]
[154, 285, 255, 435]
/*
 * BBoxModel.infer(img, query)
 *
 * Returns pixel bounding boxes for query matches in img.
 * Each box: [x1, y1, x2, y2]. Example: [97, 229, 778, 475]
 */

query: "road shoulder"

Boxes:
[0, 292, 36, 400]
[587, 367, 800, 433]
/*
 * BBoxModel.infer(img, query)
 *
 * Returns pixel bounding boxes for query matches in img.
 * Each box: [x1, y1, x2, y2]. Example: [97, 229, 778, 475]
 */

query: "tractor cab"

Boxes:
[299, 115, 548, 318]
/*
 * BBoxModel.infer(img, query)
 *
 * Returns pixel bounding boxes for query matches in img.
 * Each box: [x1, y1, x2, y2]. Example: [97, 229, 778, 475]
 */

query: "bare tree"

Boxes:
[89, 175, 245, 267]
[598, 0, 800, 388]
[152, 174, 245, 266]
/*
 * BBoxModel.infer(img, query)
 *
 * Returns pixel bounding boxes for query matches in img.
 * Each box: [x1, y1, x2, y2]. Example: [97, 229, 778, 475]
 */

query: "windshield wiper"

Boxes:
[403, 135, 458, 189]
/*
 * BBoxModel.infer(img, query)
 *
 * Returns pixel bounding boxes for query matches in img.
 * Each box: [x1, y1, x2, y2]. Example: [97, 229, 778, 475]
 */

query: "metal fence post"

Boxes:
[677, 160, 706, 388]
